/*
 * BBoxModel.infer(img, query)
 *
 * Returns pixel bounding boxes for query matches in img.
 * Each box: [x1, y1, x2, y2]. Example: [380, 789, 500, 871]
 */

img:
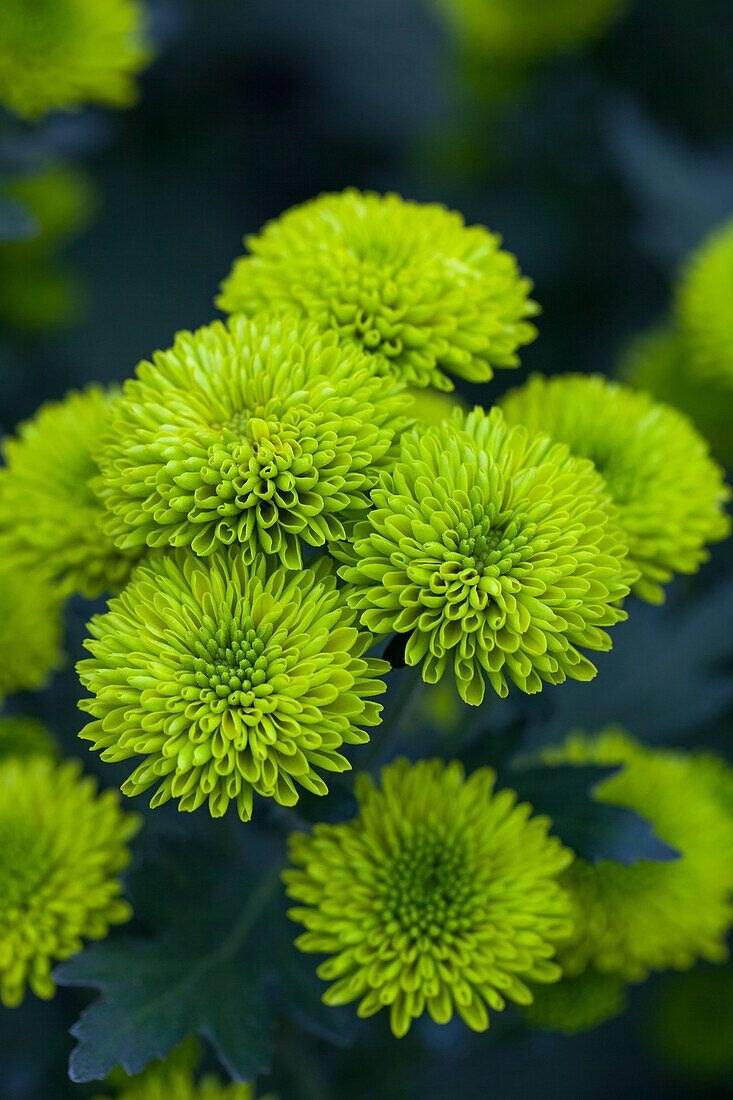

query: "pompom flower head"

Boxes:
[0, 755, 139, 1007]
[543, 731, 733, 982]
[285, 758, 573, 1037]
[0, 563, 64, 703]
[675, 218, 733, 389]
[0, 386, 142, 599]
[337, 406, 634, 705]
[78, 551, 388, 821]
[0, 0, 151, 120]
[94, 315, 411, 569]
[217, 190, 538, 391]
[0, 716, 57, 762]
[500, 374, 730, 603]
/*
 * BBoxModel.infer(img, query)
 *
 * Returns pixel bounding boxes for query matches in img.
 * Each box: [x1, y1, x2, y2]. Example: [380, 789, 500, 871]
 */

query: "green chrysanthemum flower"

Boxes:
[500, 373, 730, 603]
[337, 406, 635, 705]
[543, 731, 733, 983]
[650, 966, 733, 1082]
[94, 315, 412, 569]
[0, 755, 139, 1007]
[0, 386, 143, 599]
[0, 716, 57, 762]
[0, 563, 64, 703]
[78, 550, 388, 821]
[675, 218, 733, 389]
[432, 0, 626, 65]
[285, 757, 573, 1037]
[621, 327, 733, 467]
[521, 969, 627, 1035]
[0, 0, 151, 121]
[216, 190, 538, 391]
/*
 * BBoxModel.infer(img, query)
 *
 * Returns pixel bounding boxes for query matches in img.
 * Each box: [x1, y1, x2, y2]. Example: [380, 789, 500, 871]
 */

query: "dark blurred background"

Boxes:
[1, 0, 732, 1097]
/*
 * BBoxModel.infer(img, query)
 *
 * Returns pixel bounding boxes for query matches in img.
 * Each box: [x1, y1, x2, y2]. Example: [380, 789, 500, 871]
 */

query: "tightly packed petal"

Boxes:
[217, 189, 538, 390]
[501, 373, 730, 603]
[0, 0, 151, 120]
[0, 386, 142, 598]
[0, 563, 64, 703]
[285, 757, 573, 1037]
[0, 756, 139, 1007]
[78, 551, 388, 821]
[675, 217, 733, 389]
[337, 406, 635, 705]
[543, 731, 733, 982]
[94, 314, 412, 568]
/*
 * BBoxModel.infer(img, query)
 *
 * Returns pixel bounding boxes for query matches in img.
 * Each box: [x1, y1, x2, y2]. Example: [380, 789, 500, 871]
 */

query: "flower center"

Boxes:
[448, 503, 534, 577]
[379, 823, 476, 936]
[186, 616, 282, 709]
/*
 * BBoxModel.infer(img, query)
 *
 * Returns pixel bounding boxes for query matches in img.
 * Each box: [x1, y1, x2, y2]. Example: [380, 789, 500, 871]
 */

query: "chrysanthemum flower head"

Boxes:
[0, 0, 151, 120]
[0, 716, 57, 762]
[433, 0, 625, 65]
[216, 190, 539, 391]
[337, 406, 635, 705]
[500, 373, 730, 603]
[621, 327, 733, 466]
[0, 755, 139, 1007]
[675, 218, 733, 389]
[0, 386, 143, 599]
[94, 314, 412, 569]
[285, 757, 573, 1037]
[521, 968, 626, 1034]
[0, 563, 64, 703]
[542, 730, 733, 983]
[78, 550, 388, 821]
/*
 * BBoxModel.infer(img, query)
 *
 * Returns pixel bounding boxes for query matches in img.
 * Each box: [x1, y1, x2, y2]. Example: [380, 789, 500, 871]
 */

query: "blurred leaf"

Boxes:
[504, 763, 680, 865]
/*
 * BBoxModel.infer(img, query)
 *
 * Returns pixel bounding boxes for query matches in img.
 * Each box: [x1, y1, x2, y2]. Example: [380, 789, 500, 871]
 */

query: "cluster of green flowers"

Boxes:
[622, 218, 733, 465]
[0, 190, 730, 1051]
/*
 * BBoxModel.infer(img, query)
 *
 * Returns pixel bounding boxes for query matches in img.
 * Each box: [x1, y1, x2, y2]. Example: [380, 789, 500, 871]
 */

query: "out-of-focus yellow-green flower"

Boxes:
[0, 562, 64, 704]
[675, 218, 733, 390]
[521, 968, 627, 1034]
[0, 755, 139, 1007]
[0, 0, 151, 121]
[0, 716, 57, 762]
[0, 164, 95, 331]
[543, 731, 733, 983]
[621, 326, 733, 467]
[432, 0, 626, 66]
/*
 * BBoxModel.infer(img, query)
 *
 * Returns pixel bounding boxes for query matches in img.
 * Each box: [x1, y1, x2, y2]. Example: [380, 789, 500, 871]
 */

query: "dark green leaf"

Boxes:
[504, 763, 680, 866]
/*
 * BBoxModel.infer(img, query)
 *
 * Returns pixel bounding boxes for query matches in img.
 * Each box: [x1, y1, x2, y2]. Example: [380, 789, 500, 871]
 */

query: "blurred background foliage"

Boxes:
[0, 0, 731, 1097]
